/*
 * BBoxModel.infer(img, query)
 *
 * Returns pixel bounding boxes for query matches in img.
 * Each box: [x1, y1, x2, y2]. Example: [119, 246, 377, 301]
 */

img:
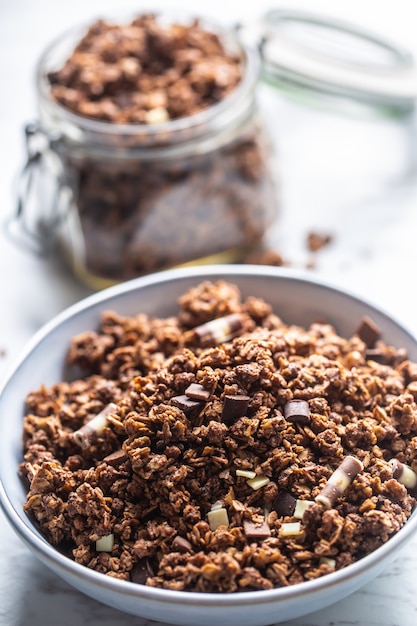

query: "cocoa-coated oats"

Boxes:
[45, 15, 277, 282]
[21, 281, 417, 592]
[48, 15, 242, 124]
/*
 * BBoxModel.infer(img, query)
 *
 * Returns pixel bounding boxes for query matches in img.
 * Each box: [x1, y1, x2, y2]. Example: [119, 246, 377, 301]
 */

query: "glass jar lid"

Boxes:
[238, 8, 417, 115]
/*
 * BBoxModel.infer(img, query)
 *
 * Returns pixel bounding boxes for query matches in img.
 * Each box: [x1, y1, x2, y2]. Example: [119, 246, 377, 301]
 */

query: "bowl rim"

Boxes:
[1, 263, 417, 607]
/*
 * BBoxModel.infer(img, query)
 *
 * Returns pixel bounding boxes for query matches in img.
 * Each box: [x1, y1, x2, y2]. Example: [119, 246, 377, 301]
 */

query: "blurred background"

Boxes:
[2, 0, 417, 377]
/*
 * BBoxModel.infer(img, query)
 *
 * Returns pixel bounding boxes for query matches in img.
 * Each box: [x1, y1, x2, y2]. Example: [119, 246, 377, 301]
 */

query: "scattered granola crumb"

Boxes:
[307, 231, 333, 253]
[241, 248, 287, 267]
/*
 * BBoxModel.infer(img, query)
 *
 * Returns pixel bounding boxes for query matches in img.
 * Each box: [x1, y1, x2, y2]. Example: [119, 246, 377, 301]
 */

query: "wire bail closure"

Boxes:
[4, 122, 64, 255]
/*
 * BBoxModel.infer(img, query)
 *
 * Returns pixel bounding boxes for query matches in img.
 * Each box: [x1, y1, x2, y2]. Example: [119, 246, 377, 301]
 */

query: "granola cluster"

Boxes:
[48, 15, 242, 124]
[21, 281, 417, 592]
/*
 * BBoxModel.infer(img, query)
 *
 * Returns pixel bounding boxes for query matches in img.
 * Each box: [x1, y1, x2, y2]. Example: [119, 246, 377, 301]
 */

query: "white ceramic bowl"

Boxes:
[1, 265, 417, 626]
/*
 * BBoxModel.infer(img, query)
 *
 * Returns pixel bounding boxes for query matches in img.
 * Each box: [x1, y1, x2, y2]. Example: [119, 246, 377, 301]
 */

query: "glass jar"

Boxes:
[10, 13, 279, 289]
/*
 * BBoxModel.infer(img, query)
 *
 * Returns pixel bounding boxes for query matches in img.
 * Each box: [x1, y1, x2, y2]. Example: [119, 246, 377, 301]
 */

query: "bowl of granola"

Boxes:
[1, 264, 417, 626]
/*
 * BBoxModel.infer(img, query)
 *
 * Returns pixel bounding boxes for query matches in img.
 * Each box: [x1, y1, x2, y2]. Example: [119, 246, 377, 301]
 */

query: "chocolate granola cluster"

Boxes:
[21, 281, 417, 592]
[48, 14, 242, 124]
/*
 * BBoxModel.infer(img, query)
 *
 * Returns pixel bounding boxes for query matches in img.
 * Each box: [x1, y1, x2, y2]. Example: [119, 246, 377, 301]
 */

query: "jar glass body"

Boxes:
[33, 15, 279, 288]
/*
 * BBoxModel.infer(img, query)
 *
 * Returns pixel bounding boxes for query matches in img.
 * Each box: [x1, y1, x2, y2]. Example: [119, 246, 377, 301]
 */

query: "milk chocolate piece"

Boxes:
[222, 394, 250, 423]
[185, 383, 211, 401]
[103, 449, 128, 466]
[172, 536, 193, 553]
[171, 394, 204, 419]
[284, 400, 311, 424]
[355, 316, 381, 348]
[273, 491, 296, 517]
[243, 519, 271, 539]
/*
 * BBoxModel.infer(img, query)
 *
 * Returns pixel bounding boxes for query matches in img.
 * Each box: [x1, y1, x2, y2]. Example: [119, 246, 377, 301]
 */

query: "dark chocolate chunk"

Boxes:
[273, 491, 296, 517]
[221, 394, 250, 423]
[172, 535, 194, 553]
[284, 400, 310, 424]
[185, 382, 211, 401]
[103, 449, 128, 466]
[365, 348, 387, 364]
[171, 394, 204, 419]
[131, 558, 154, 585]
[243, 519, 271, 539]
[355, 316, 381, 348]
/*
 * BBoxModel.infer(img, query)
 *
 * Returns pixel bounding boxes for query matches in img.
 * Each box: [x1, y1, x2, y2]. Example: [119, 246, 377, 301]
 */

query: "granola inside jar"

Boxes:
[18, 13, 279, 288]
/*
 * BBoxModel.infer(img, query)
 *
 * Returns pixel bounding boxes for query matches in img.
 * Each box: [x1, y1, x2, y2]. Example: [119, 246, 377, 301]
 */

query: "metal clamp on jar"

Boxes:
[6, 9, 417, 289]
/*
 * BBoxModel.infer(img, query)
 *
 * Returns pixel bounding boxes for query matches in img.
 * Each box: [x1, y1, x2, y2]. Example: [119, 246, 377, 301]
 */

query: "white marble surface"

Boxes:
[1, 1, 417, 624]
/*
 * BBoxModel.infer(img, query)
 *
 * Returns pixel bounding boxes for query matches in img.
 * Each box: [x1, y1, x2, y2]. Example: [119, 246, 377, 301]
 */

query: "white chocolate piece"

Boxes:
[319, 557, 336, 569]
[280, 522, 301, 536]
[207, 507, 229, 530]
[293, 499, 314, 519]
[247, 476, 270, 491]
[96, 534, 114, 552]
[236, 469, 256, 479]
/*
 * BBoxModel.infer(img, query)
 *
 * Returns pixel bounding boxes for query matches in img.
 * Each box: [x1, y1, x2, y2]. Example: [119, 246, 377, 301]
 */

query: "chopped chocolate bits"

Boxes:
[243, 519, 271, 539]
[284, 399, 311, 424]
[273, 491, 297, 517]
[355, 315, 381, 348]
[103, 449, 128, 466]
[221, 394, 250, 423]
[172, 536, 194, 553]
[185, 383, 211, 401]
[20, 280, 417, 593]
[171, 394, 204, 420]
[131, 559, 155, 585]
